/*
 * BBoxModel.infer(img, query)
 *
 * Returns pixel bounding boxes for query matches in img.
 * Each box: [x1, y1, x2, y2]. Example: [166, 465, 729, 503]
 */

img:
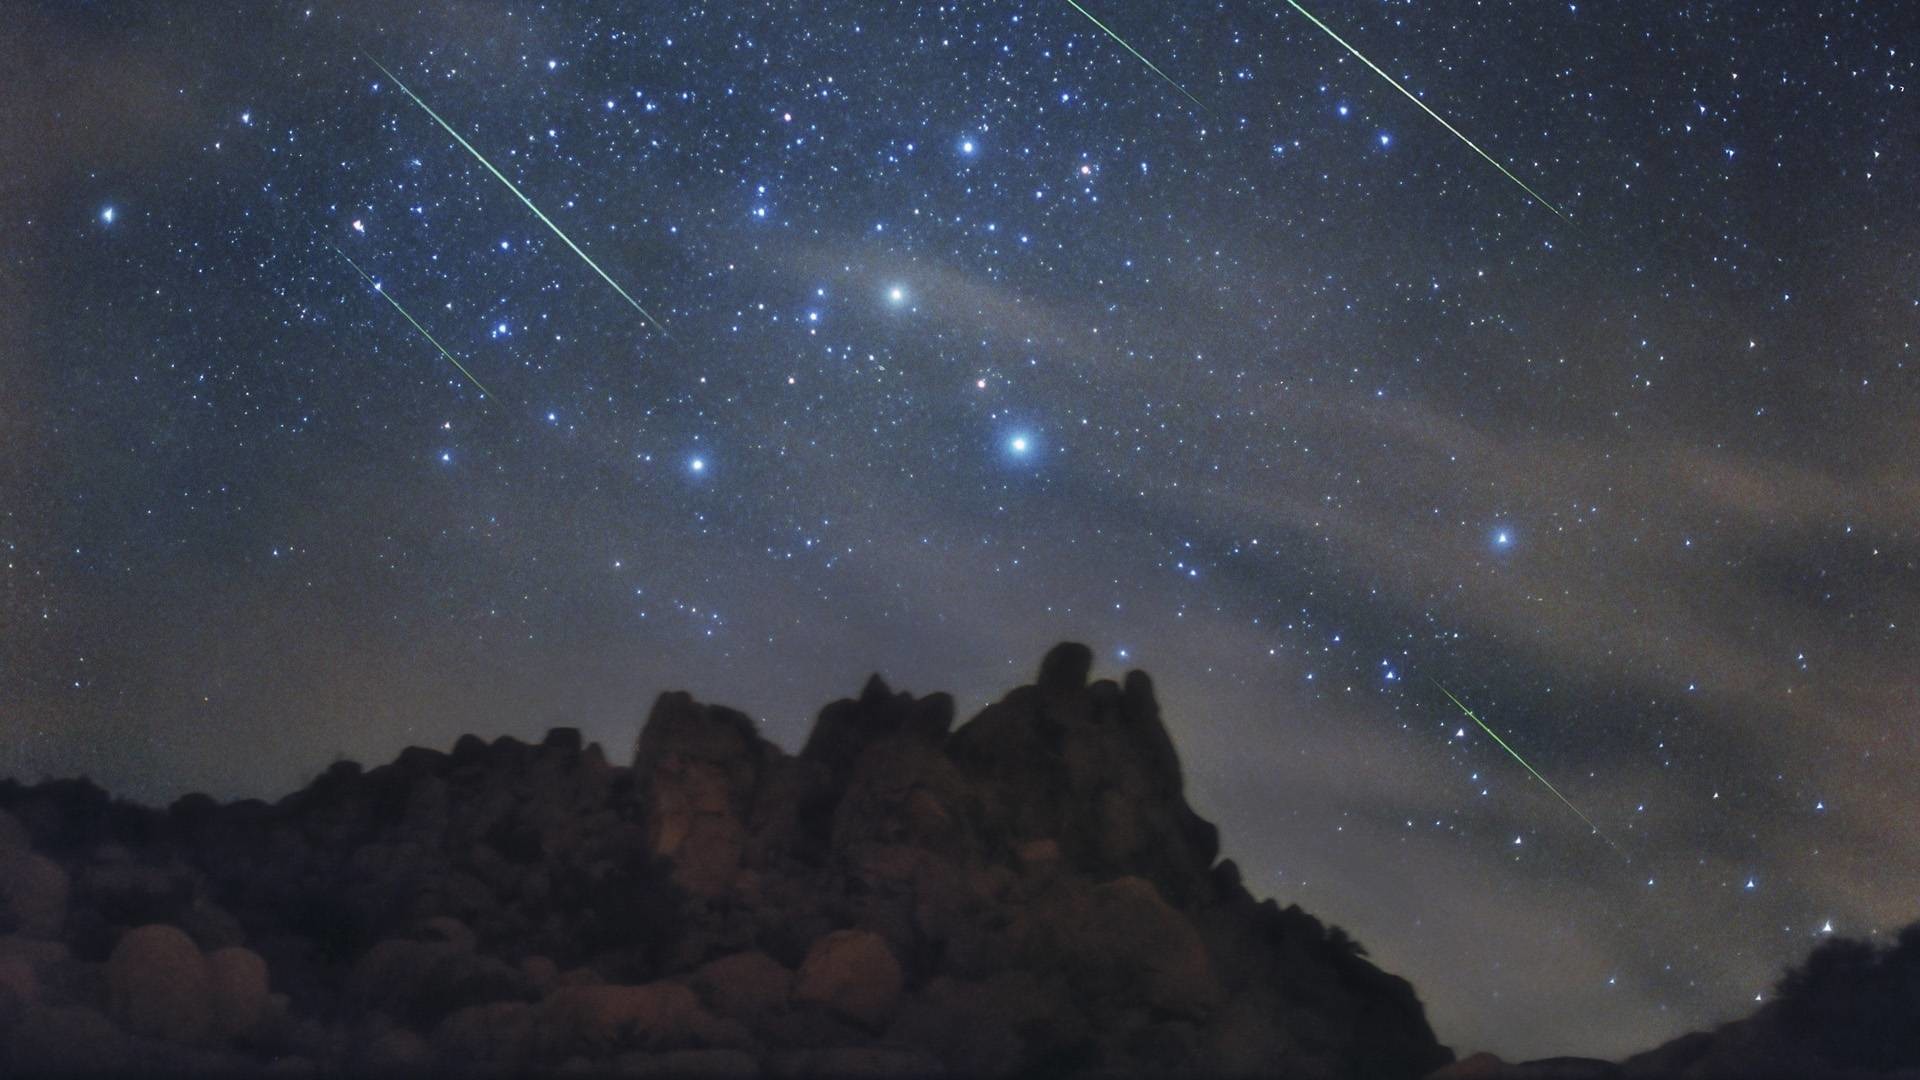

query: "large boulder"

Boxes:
[105, 923, 214, 1043]
[348, 937, 534, 1027]
[1077, 876, 1222, 1018]
[791, 929, 903, 1030]
[207, 946, 271, 1039]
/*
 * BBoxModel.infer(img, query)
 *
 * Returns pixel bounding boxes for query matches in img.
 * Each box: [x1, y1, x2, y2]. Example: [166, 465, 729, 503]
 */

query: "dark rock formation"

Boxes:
[0, 643, 1452, 1077]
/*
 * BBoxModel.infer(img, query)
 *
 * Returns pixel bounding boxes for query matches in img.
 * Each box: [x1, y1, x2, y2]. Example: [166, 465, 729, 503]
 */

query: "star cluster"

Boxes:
[3, 0, 1916, 1061]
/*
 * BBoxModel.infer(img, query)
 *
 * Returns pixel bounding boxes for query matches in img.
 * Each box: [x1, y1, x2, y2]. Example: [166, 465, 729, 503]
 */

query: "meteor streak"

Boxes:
[1281, 0, 1569, 221]
[332, 245, 496, 402]
[1434, 681, 1620, 853]
[366, 57, 668, 335]
[1060, 0, 1214, 117]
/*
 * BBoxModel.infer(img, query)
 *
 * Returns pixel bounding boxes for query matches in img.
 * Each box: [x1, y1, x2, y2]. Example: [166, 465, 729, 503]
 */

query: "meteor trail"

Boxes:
[1433, 681, 1621, 854]
[1060, 0, 1214, 117]
[366, 57, 668, 335]
[1281, 0, 1569, 221]
[331, 245, 496, 402]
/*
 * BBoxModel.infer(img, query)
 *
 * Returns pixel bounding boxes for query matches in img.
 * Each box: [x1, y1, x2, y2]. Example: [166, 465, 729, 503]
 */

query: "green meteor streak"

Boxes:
[332, 245, 495, 402]
[1433, 681, 1620, 852]
[1061, 0, 1215, 117]
[367, 57, 668, 335]
[1281, 0, 1569, 222]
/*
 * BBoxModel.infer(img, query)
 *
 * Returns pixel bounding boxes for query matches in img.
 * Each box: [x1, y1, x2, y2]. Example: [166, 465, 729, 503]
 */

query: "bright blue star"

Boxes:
[887, 285, 907, 305]
[100, 206, 115, 224]
[1492, 528, 1515, 549]
[1008, 434, 1031, 455]
[688, 456, 706, 474]
[1378, 132, 1392, 147]
[960, 138, 976, 155]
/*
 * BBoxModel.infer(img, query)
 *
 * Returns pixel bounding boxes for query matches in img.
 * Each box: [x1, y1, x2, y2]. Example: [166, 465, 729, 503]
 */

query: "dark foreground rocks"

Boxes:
[0, 643, 1452, 1077]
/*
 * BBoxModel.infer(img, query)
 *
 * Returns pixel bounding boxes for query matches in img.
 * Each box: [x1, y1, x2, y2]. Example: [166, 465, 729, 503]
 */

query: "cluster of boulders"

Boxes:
[1, 643, 1453, 1077]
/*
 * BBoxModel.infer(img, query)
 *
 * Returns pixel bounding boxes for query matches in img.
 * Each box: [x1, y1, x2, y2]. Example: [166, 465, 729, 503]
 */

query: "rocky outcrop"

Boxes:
[0, 643, 1452, 1077]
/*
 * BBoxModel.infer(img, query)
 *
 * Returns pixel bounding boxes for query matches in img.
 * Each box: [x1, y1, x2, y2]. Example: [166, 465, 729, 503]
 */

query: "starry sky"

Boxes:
[3, 0, 1916, 1062]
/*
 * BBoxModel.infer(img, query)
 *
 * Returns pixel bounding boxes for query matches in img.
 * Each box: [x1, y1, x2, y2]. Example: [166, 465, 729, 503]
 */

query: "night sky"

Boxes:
[4, 0, 1916, 1062]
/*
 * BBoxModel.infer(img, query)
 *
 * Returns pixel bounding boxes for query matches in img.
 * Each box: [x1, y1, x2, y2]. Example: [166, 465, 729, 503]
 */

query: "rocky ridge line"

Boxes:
[1, 643, 1452, 1077]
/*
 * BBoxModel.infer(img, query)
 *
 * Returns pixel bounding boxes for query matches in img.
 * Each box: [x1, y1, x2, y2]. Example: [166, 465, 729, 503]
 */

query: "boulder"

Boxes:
[0, 953, 38, 1022]
[0, 809, 29, 865]
[433, 1001, 536, 1069]
[1055, 876, 1222, 1019]
[365, 1027, 434, 1072]
[105, 923, 214, 1043]
[536, 981, 715, 1057]
[349, 938, 535, 1026]
[791, 929, 903, 1029]
[207, 945, 271, 1039]
[692, 950, 794, 1020]
[615, 1048, 762, 1077]
[521, 953, 559, 992]
[770, 1046, 946, 1078]
[1, 853, 69, 939]
[1038, 642, 1094, 693]
[5, 1004, 132, 1074]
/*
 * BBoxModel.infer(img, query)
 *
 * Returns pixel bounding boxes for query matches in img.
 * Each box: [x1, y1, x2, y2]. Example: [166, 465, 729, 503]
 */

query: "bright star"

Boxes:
[1008, 435, 1030, 455]
[887, 286, 906, 304]
[1493, 528, 1514, 548]
[352, 219, 364, 233]
[960, 139, 976, 154]
[100, 207, 115, 224]
[689, 457, 706, 473]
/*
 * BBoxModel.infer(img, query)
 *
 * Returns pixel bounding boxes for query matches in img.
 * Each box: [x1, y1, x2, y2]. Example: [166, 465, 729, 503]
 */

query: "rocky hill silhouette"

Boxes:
[1433, 920, 1920, 1080]
[0, 643, 1452, 1077]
